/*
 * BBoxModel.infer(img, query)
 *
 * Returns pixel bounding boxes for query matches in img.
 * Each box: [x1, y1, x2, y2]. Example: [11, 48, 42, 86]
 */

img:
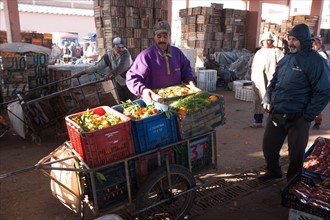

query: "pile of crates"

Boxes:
[281, 137, 330, 220]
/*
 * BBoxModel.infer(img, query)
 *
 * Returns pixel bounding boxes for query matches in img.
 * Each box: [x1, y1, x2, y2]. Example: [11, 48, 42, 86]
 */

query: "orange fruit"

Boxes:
[209, 95, 219, 102]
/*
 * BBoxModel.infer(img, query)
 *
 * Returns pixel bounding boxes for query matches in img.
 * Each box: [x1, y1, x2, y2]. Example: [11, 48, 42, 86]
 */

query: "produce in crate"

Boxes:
[303, 140, 330, 176]
[71, 109, 123, 132]
[121, 100, 160, 120]
[153, 84, 196, 98]
[168, 92, 219, 117]
[288, 181, 330, 211]
[320, 177, 330, 189]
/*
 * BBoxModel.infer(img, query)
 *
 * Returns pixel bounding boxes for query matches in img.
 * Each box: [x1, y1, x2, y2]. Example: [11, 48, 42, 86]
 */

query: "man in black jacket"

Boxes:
[258, 23, 330, 182]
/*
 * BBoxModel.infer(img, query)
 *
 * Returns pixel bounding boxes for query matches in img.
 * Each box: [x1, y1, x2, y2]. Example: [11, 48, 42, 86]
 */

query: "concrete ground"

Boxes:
[0, 87, 329, 220]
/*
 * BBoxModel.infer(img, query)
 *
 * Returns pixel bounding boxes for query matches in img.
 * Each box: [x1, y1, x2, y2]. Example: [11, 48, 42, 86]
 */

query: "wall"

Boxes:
[0, 8, 95, 42]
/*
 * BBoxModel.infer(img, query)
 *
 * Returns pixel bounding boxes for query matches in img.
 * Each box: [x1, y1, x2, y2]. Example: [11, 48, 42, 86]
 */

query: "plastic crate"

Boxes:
[135, 148, 175, 186]
[232, 80, 252, 91]
[303, 137, 330, 180]
[289, 209, 324, 220]
[235, 86, 253, 102]
[197, 70, 217, 92]
[85, 161, 137, 211]
[65, 106, 135, 168]
[281, 174, 330, 219]
[174, 133, 214, 173]
[112, 99, 178, 154]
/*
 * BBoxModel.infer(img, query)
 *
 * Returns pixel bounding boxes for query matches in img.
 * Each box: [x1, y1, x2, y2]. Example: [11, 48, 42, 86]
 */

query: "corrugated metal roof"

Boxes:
[0, 2, 93, 17]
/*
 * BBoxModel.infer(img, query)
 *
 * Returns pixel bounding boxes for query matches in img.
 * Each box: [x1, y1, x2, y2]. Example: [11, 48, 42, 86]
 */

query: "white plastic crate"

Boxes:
[232, 80, 252, 91]
[289, 209, 324, 220]
[235, 85, 253, 102]
[197, 70, 217, 92]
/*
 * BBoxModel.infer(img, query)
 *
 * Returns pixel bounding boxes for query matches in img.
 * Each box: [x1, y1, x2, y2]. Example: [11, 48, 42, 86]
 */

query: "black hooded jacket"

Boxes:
[262, 24, 330, 122]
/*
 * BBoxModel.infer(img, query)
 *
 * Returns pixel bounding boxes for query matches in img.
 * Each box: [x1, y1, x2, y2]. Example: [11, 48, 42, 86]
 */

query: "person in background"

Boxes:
[312, 35, 329, 61]
[204, 53, 236, 89]
[126, 20, 200, 102]
[63, 42, 71, 56]
[311, 36, 329, 130]
[258, 24, 330, 182]
[69, 42, 77, 58]
[250, 32, 284, 128]
[73, 37, 135, 102]
[205, 53, 220, 71]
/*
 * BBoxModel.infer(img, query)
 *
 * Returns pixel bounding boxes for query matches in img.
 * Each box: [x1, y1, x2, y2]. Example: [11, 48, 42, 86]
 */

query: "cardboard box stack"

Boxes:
[93, 0, 168, 59]
[180, 4, 248, 61]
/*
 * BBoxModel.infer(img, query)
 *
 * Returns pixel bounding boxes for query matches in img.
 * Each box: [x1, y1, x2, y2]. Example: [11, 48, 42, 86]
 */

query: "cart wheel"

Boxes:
[135, 164, 196, 220]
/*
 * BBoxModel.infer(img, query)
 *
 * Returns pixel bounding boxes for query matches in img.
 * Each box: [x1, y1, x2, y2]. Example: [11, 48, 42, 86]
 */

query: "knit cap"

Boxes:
[153, 21, 171, 35]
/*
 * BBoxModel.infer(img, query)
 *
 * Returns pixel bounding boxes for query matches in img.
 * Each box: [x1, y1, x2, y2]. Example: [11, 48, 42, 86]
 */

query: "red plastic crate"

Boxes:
[65, 106, 135, 168]
[135, 148, 175, 186]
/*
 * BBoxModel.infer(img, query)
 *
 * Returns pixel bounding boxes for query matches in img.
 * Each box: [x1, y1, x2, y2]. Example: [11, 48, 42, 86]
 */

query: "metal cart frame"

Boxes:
[0, 130, 217, 219]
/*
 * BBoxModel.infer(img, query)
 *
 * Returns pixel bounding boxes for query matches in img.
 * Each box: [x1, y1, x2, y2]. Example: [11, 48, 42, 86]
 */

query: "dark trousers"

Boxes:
[254, 113, 263, 123]
[262, 113, 311, 182]
[114, 81, 137, 103]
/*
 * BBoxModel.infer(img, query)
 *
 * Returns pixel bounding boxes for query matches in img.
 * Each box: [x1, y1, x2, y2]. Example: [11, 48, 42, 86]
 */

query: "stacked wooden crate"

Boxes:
[180, 4, 224, 58]
[93, 0, 168, 59]
[260, 15, 319, 49]
[0, 52, 50, 102]
[279, 15, 318, 35]
[0, 31, 7, 44]
[180, 4, 248, 61]
[221, 8, 248, 51]
[21, 32, 53, 49]
[0, 31, 52, 48]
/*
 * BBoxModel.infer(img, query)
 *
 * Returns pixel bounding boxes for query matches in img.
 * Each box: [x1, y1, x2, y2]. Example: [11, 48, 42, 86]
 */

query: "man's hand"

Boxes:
[72, 71, 86, 78]
[186, 81, 202, 92]
[142, 88, 162, 103]
[263, 103, 271, 113]
[104, 73, 114, 81]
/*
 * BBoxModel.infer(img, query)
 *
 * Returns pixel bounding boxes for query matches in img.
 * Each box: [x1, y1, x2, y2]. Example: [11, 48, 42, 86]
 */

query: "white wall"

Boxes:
[0, 11, 96, 41]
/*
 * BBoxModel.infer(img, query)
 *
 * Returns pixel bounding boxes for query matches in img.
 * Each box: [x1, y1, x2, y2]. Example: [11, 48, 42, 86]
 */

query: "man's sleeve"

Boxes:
[303, 61, 330, 121]
[126, 54, 149, 97]
[84, 54, 108, 76]
[110, 50, 132, 77]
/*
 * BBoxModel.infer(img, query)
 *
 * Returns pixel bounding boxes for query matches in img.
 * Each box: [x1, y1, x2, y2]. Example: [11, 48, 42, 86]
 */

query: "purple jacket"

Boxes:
[126, 43, 195, 96]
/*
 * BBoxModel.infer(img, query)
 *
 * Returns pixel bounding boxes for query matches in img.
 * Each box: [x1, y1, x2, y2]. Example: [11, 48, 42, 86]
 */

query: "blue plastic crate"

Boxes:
[112, 99, 179, 154]
[86, 161, 137, 210]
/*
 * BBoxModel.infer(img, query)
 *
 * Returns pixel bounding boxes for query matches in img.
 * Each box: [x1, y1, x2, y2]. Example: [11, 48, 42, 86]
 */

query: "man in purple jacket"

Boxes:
[126, 21, 200, 102]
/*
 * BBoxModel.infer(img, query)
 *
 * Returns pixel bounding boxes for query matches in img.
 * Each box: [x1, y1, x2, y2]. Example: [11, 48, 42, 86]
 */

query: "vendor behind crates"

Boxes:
[126, 20, 201, 102]
[72, 37, 136, 102]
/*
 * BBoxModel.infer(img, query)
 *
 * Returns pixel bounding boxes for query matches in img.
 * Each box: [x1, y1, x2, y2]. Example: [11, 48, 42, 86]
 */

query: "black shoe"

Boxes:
[257, 172, 282, 181]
